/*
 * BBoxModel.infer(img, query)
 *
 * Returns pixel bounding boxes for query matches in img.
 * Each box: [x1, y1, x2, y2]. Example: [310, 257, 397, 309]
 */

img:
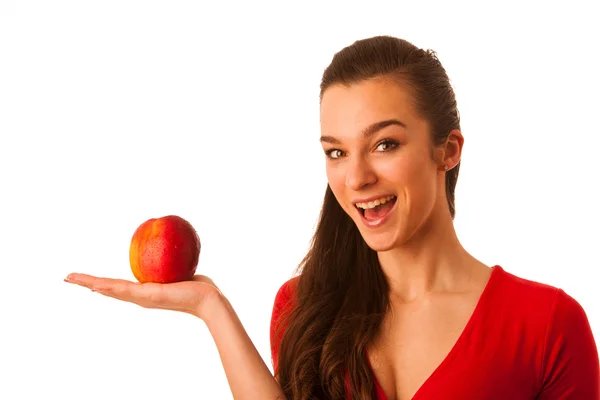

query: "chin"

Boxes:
[360, 231, 402, 253]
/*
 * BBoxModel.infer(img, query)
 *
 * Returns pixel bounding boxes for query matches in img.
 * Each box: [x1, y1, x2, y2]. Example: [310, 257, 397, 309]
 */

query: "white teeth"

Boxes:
[356, 195, 395, 209]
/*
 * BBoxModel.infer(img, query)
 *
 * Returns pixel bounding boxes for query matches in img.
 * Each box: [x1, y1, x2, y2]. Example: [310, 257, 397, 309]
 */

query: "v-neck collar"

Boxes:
[367, 265, 502, 400]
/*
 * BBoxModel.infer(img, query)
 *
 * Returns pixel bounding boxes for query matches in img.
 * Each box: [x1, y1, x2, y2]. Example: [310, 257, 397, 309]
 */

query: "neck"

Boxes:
[376, 204, 478, 303]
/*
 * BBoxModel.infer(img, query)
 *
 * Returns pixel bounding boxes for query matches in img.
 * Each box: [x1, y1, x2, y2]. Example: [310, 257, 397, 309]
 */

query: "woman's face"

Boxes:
[320, 78, 451, 252]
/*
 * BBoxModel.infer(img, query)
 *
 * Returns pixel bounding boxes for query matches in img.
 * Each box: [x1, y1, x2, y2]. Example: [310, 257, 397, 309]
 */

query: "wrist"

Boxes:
[196, 290, 231, 323]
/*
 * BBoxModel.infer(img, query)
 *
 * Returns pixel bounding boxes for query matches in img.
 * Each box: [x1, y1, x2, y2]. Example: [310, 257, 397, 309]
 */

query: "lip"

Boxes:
[352, 194, 396, 205]
[355, 195, 398, 228]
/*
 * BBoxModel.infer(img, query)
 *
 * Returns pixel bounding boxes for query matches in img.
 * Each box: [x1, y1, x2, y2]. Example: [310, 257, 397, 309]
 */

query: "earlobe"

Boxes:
[439, 163, 451, 173]
[440, 130, 463, 171]
[435, 148, 452, 172]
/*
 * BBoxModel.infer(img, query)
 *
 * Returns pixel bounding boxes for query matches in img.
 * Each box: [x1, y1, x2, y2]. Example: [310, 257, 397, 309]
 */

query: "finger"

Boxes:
[93, 281, 165, 308]
[65, 273, 176, 311]
[65, 273, 135, 291]
[191, 275, 216, 286]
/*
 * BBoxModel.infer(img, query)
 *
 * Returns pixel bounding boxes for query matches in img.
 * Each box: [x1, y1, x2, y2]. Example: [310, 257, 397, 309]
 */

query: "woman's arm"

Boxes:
[64, 273, 286, 400]
[202, 293, 286, 400]
[536, 289, 599, 399]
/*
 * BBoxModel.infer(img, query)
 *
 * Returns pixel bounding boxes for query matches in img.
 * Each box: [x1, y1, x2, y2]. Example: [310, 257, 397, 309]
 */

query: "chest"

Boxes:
[366, 294, 480, 400]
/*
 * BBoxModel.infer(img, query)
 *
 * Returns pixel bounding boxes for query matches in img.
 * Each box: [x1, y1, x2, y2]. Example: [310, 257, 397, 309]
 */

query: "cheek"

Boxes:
[377, 157, 436, 211]
[325, 165, 350, 207]
[400, 162, 438, 211]
[325, 164, 344, 190]
[378, 151, 431, 184]
[377, 157, 414, 184]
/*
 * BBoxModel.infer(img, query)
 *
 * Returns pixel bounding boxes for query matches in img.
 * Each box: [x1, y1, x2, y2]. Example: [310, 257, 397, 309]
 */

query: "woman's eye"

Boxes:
[376, 140, 399, 152]
[324, 140, 397, 159]
[325, 149, 344, 159]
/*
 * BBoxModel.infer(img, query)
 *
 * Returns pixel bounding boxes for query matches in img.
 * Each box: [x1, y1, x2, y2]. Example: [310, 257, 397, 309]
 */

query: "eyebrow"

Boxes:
[319, 119, 406, 144]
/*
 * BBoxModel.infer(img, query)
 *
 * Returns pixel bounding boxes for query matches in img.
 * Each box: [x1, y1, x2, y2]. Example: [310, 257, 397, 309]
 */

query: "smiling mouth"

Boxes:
[355, 195, 397, 220]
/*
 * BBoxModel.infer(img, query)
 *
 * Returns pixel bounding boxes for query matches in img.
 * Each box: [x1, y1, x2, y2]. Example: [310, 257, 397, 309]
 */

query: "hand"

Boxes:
[64, 273, 223, 319]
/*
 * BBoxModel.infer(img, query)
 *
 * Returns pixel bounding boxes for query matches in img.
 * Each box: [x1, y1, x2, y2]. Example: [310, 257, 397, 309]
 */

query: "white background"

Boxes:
[1, 1, 598, 399]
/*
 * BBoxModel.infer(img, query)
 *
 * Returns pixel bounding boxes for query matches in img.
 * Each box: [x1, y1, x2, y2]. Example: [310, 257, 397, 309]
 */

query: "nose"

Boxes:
[345, 156, 377, 190]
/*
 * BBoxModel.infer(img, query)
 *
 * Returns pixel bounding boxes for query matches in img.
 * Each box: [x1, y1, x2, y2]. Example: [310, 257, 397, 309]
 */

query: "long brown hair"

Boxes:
[274, 35, 462, 399]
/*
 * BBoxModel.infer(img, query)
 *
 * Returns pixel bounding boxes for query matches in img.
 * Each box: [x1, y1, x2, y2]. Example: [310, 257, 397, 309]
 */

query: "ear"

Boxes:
[437, 129, 464, 171]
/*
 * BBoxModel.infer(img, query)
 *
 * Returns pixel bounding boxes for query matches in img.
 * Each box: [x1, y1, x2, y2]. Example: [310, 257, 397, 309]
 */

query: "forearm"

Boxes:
[201, 294, 286, 400]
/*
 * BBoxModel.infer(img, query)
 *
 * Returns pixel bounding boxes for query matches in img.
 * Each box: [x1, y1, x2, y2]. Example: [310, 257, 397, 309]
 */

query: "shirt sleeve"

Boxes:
[270, 278, 296, 376]
[537, 288, 600, 399]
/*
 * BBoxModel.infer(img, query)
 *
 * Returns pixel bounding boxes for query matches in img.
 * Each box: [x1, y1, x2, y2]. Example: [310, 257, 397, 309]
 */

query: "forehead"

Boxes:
[320, 78, 423, 135]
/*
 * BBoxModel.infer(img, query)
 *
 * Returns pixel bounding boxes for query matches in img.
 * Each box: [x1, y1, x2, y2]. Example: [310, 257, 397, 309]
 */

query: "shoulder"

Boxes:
[269, 276, 300, 374]
[493, 266, 599, 397]
[271, 275, 300, 317]
[539, 287, 599, 397]
[274, 275, 300, 303]
[491, 266, 565, 323]
[493, 266, 593, 332]
[494, 265, 560, 302]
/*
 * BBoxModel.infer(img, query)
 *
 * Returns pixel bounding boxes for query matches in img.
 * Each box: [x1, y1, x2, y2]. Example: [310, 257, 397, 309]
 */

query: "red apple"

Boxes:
[129, 215, 200, 283]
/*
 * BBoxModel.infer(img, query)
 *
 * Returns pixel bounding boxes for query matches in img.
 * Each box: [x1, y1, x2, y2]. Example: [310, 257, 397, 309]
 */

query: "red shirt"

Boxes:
[270, 265, 599, 399]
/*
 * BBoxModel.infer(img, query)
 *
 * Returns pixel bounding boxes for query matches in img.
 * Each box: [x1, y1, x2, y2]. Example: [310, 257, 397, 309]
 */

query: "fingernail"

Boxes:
[64, 278, 71, 283]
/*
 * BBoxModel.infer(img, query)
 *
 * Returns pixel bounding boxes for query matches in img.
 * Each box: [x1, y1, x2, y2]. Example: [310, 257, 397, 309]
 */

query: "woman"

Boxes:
[65, 36, 599, 399]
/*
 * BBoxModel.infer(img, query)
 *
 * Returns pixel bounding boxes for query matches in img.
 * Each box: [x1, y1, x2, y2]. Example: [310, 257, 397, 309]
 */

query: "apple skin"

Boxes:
[129, 215, 200, 283]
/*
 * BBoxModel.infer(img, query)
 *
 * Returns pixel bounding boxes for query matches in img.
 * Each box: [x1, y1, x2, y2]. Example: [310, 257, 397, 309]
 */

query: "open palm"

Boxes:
[64, 273, 222, 318]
